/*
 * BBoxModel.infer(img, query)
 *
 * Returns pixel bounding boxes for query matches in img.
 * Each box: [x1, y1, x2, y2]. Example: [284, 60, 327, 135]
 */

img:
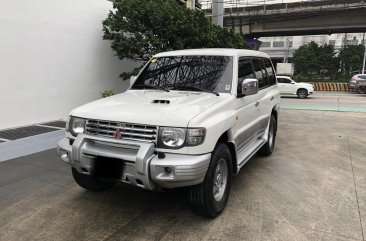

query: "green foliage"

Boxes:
[338, 44, 365, 75]
[100, 88, 115, 98]
[292, 41, 339, 77]
[102, 0, 249, 79]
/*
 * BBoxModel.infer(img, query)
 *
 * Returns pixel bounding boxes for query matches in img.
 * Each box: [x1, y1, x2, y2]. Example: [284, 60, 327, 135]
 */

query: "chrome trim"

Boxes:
[85, 119, 158, 143]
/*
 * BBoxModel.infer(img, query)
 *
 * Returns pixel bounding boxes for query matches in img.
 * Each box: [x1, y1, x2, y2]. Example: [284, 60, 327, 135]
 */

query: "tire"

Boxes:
[72, 168, 115, 192]
[297, 89, 308, 99]
[358, 87, 366, 94]
[258, 115, 277, 156]
[186, 143, 232, 218]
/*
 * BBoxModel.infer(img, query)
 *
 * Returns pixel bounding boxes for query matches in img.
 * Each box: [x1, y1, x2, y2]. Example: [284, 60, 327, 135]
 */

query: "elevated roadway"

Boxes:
[205, 0, 366, 37]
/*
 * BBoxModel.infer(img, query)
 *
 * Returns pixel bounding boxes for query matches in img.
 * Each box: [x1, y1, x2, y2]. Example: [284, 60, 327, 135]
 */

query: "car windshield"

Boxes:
[132, 55, 233, 93]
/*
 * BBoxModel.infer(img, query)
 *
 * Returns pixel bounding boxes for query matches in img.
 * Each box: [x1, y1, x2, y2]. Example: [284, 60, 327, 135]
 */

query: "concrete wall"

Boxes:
[0, 0, 136, 129]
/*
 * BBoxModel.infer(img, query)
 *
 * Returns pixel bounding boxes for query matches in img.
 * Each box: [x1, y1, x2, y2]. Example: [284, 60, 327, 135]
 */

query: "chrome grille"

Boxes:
[85, 120, 158, 143]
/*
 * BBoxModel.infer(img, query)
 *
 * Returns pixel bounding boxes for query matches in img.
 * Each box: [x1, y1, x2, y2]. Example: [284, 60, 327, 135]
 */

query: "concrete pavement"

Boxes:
[0, 109, 365, 241]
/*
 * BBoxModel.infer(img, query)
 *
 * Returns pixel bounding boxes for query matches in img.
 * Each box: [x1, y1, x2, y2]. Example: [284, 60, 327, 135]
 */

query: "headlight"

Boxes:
[158, 127, 186, 149]
[68, 116, 86, 136]
[157, 127, 206, 149]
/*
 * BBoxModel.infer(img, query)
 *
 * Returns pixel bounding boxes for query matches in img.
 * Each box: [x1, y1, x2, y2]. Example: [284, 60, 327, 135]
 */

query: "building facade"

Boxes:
[259, 33, 365, 63]
[0, 0, 137, 130]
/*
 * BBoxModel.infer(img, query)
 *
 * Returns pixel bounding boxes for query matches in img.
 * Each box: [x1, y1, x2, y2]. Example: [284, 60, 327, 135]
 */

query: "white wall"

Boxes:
[0, 0, 136, 129]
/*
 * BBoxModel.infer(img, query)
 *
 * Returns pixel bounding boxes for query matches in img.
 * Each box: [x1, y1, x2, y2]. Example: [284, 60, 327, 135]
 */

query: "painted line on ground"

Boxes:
[0, 130, 65, 162]
[281, 105, 366, 113]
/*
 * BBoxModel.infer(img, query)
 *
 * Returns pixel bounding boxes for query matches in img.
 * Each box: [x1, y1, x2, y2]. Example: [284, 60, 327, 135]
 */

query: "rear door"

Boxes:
[252, 58, 273, 136]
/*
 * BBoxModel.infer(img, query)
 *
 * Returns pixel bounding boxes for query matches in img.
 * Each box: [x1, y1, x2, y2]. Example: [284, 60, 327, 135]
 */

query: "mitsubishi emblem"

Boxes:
[113, 128, 122, 139]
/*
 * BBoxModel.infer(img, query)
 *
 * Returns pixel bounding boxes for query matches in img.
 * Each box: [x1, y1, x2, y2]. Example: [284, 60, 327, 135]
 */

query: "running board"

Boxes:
[237, 137, 266, 169]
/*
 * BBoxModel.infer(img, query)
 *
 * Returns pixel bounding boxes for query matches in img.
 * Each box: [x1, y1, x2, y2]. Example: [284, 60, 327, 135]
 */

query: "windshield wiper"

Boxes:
[169, 85, 220, 96]
[133, 84, 169, 92]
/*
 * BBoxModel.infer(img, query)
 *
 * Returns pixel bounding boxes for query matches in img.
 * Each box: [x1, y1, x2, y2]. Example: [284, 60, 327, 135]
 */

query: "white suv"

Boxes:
[57, 49, 280, 217]
[277, 75, 314, 98]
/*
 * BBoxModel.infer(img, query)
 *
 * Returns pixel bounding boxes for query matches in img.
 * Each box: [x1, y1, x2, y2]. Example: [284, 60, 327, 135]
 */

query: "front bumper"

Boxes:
[57, 134, 211, 190]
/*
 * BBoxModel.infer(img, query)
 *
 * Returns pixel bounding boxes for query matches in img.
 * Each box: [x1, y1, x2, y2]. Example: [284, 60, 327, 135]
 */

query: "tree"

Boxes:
[338, 44, 365, 75]
[292, 41, 338, 77]
[102, 0, 249, 79]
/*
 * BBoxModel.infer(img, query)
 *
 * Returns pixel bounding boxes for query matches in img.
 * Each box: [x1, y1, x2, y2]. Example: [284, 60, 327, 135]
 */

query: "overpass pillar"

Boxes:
[212, 0, 224, 27]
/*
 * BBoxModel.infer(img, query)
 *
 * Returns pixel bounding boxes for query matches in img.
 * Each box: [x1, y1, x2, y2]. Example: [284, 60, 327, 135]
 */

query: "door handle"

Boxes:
[270, 96, 274, 101]
[255, 102, 259, 107]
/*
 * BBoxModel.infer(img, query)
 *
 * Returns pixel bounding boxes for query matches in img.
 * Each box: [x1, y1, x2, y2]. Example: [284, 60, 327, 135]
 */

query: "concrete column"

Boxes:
[186, 0, 195, 9]
[212, 0, 224, 27]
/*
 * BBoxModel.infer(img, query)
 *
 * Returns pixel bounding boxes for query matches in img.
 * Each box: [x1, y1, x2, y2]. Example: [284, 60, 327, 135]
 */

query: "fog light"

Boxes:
[60, 150, 69, 162]
[164, 167, 172, 173]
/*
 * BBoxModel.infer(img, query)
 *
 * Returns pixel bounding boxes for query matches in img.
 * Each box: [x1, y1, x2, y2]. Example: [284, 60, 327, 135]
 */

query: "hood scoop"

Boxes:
[152, 99, 170, 104]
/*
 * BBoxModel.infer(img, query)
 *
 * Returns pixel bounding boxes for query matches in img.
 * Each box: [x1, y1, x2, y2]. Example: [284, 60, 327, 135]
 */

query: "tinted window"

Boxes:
[132, 56, 233, 93]
[238, 58, 254, 80]
[278, 78, 291, 84]
[252, 59, 266, 89]
[264, 59, 276, 85]
[359, 75, 366, 80]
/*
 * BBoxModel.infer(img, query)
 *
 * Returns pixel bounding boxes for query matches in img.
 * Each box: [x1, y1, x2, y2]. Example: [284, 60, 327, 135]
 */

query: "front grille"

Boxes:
[85, 120, 158, 143]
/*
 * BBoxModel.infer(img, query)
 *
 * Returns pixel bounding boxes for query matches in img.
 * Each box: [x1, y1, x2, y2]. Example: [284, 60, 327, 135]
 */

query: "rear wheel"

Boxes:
[258, 115, 277, 156]
[186, 143, 232, 218]
[358, 87, 366, 94]
[297, 89, 308, 99]
[72, 168, 115, 192]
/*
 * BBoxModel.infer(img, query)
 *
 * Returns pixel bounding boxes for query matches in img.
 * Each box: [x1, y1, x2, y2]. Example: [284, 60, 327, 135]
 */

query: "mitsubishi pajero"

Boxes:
[57, 49, 280, 217]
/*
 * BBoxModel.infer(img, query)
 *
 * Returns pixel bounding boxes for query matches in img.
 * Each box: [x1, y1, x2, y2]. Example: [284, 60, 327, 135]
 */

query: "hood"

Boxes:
[71, 90, 226, 127]
[299, 82, 314, 87]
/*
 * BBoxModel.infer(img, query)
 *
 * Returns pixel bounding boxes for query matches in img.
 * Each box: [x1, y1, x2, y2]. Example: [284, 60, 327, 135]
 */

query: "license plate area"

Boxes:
[93, 156, 125, 180]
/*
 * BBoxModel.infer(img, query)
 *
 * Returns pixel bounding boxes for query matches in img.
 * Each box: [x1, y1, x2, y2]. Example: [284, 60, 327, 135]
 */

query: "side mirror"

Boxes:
[291, 81, 295, 84]
[129, 75, 136, 87]
[238, 78, 259, 98]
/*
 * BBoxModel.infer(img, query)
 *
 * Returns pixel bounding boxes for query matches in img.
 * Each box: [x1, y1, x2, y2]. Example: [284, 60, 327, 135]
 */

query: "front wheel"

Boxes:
[297, 89, 308, 99]
[72, 168, 115, 192]
[186, 143, 232, 218]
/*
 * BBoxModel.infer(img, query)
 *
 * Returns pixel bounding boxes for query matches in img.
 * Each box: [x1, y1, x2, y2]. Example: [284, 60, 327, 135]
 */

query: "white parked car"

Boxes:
[277, 75, 314, 98]
[57, 49, 280, 217]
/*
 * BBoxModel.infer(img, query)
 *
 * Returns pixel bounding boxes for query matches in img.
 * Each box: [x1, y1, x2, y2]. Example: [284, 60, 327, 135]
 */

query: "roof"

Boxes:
[154, 48, 270, 58]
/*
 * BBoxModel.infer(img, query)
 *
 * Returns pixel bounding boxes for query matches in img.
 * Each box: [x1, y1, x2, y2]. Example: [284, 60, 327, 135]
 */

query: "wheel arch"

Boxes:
[217, 130, 238, 175]
[297, 88, 308, 93]
[271, 107, 278, 132]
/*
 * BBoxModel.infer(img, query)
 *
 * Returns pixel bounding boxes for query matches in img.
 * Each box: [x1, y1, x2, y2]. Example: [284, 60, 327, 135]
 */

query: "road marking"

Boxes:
[281, 105, 366, 113]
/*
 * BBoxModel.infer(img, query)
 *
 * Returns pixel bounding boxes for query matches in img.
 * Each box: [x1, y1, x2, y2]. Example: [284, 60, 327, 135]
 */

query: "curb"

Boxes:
[311, 82, 349, 91]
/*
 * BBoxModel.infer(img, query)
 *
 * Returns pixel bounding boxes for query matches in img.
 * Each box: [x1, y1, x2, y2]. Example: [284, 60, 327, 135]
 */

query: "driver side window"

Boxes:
[238, 58, 255, 95]
[238, 58, 255, 81]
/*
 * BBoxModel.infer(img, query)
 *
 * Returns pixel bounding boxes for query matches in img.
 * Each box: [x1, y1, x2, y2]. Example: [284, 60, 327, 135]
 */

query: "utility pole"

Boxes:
[212, 0, 224, 27]
[362, 33, 366, 74]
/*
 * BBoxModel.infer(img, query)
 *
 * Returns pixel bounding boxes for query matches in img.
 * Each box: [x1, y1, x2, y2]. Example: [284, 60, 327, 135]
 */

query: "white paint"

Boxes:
[0, 0, 137, 129]
[0, 130, 65, 162]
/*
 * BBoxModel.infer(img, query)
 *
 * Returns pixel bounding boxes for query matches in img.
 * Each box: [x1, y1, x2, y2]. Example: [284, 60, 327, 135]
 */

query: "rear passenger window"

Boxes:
[252, 59, 266, 89]
[238, 58, 254, 80]
[264, 59, 276, 86]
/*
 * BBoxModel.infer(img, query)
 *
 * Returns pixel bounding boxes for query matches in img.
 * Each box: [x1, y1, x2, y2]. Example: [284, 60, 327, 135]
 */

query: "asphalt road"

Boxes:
[1, 109, 366, 241]
[281, 91, 366, 112]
